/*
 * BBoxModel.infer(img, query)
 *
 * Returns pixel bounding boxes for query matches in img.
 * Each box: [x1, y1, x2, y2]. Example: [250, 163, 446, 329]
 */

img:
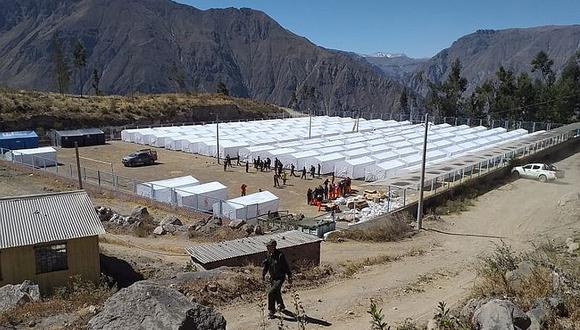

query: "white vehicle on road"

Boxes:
[511, 163, 561, 182]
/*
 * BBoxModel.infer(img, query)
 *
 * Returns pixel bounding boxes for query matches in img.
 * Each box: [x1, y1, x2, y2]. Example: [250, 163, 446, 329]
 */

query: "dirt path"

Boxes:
[220, 152, 580, 329]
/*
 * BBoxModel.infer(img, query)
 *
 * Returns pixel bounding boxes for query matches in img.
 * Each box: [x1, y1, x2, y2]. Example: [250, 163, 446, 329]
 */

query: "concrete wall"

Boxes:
[0, 236, 101, 293]
[200, 241, 321, 270]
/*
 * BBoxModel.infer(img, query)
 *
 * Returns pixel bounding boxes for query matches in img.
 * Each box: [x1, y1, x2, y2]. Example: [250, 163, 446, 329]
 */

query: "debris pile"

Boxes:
[335, 190, 403, 224]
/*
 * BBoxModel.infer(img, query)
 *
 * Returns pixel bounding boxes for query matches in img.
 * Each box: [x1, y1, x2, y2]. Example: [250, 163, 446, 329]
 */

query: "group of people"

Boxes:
[306, 176, 352, 210]
[222, 154, 240, 171]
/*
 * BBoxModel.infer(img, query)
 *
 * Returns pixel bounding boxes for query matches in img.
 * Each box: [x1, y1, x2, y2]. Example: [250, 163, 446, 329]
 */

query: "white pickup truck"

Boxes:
[511, 163, 563, 182]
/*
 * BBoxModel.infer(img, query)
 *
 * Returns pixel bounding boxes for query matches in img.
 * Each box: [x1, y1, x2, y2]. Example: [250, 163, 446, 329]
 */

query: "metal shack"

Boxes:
[54, 128, 106, 148]
[297, 219, 336, 238]
[185, 230, 321, 270]
[0, 131, 38, 150]
[0, 191, 105, 293]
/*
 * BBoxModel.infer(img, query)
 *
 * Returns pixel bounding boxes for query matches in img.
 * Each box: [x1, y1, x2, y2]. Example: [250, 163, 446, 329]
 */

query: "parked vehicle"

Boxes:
[122, 149, 158, 167]
[511, 163, 560, 182]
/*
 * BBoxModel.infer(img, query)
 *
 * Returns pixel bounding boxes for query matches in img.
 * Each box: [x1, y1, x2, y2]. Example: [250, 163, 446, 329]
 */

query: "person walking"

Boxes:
[281, 171, 288, 185]
[240, 184, 247, 196]
[245, 161, 249, 173]
[236, 154, 241, 166]
[273, 173, 280, 187]
[317, 164, 321, 177]
[262, 239, 292, 319]
[290, 164, 296, 177]
[310, 165, 316, 178]
[301, 167, 307, 179]
[223, 161, 227, 172]
[307, 188, 313, 205]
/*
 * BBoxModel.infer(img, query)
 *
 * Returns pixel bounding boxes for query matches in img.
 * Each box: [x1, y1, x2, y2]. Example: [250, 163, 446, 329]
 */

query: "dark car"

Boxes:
[122, 149, 158, 167]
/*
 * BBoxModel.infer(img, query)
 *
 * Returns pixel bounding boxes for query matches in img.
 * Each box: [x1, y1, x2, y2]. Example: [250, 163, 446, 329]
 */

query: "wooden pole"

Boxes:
[74, 142, 83, 189]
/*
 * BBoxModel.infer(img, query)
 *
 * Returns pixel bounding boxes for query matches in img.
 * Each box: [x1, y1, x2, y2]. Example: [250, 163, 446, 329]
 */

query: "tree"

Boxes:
[531, 51, 555, 86]
[72, 39, 87, 96]
[551, 51, 580, 123]
[216, 81, 229, 96]
[52, 35, 70, 95]
[91, 69, 101, 96]
[399, 87, 409, 114]
[426, 58, 467, 117]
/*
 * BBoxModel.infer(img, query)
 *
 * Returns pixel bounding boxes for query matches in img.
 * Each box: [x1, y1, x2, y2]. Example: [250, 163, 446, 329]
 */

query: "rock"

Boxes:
[527, 299, 548, 330]
[228, 219, 246, 229]
[505, 261, 535, 292]
[95, 207, 114, 222]
[461, 298, 491, 321]
[253, 225, 263, 235]
[88, 281, 226, 330]
[130, 206, 153, 223]
[567, 242, 579, 254]
[241, 224, 254, 234]
[0, 281, 40, 313]
[472, 299, 531, 330]
[153, 226, 166, 235]
[547, 296, 567, 317]
[162, 224, 177, 233]
[160, 216, 182, 227]
[206, 283, 218, 292]
[345, 310, 354, 315]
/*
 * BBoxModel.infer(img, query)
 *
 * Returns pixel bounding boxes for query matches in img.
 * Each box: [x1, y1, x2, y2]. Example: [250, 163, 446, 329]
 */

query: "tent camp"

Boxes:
[213, 191, 279, 220]
[136, 176, 200, 204]
[175, 182, 228, 212]
[6, 147, 57, 167]
[334, 156, 376, 179]
[305, 153, 346, 174]
[279, 150, 320, 169]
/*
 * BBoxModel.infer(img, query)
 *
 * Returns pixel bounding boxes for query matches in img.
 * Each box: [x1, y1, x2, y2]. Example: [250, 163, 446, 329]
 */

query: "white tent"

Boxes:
[264, 147, 296, 159]
[334, 156, 376, 179]
[239, 145, 275, 161]
[305, 153, 346, 174]
[175, 182, 228, 212]
[213, 191, 279, 220]
[136, 176, 200, 204]
[279, 150, 320, 169]
[393, 147, 418, 157]
[343, 148, 372, 159]
[371, 150, 399, 162]
[364, 159, 406, 181]
[367, 144, 391, 154]
[7, 147, 57, 167]
[166, 135, 200, 150]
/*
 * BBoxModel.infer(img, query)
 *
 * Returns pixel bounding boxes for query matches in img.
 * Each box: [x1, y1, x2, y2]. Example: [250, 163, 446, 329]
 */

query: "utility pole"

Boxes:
[308, 107, 312, 139]
[416, 113, 429, 230]
[216, 114, 220, 164]
[74, 142, 83, 189]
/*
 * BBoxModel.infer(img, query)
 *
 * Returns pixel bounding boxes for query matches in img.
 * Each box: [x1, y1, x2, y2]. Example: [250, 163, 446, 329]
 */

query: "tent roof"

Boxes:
[226, 191, 278, 208]
[0, 131, 38, 140]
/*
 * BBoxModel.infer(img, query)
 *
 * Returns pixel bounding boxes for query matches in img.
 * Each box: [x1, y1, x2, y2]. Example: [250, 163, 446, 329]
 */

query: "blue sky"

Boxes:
[178, 0, 579, 58]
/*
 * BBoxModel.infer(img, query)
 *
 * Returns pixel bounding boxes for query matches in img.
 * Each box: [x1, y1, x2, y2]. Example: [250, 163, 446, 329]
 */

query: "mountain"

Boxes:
[409, 26, 580, 95]
[0, 0, 407, 114]
[362, 53, 428, 81]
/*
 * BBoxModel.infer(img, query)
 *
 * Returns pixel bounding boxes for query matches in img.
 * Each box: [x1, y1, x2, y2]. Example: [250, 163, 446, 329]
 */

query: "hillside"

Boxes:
[408, 25, 580, 95]
[362, 54, 428, 81]
[0, 0, 406, 114]
[0, 88, 283, 131]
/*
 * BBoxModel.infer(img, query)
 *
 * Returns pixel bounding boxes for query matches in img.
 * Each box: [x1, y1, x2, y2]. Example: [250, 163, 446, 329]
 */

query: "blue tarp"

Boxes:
[0, 131, 39, 150]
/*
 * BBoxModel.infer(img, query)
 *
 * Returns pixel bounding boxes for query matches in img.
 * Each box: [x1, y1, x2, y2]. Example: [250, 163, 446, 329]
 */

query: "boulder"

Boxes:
[472, 299, 531, 330]
[461, 297, 491, 321]
[88, 281, 226, 330]
[505, 261, 535, 292]
[547, 296, 567, 317]
[253, 225, 263, 235]
[153, 226, 166, 236]
[0, 281, 40, 313]
[130, 206, 153, 223]
[228, 219, 246, 229]
[160, 216, 182, 227]
[162, 224, 177, 233]
[527, 299, 548, 330]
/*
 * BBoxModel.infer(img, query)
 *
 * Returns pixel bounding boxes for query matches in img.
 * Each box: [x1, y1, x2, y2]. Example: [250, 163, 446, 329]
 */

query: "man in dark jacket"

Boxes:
[262, 239, 292, 319]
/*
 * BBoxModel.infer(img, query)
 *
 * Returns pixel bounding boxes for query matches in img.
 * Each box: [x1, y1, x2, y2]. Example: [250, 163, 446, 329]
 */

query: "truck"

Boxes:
[122, 149, 158, 167]
[511, 163, 563, 182]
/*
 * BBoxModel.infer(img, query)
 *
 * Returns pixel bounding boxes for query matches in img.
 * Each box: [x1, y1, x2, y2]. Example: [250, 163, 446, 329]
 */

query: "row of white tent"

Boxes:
[4, 147, 58, 167]
[134, 175, 279, 219]
[122, 117, 531, 182]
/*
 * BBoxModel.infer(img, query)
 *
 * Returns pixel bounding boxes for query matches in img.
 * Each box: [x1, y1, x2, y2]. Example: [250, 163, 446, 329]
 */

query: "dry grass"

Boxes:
[0, 276, 113, 327]
[180, 264, 334, 307]
[0, 88, 283, 130]
[340, 248, 426, 277]
[471, 242, 580, 328]
[329, 213, 414, 243]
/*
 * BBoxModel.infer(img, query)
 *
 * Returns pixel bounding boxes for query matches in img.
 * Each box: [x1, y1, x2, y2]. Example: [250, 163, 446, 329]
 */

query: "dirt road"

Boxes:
[220, 152, 580, 329]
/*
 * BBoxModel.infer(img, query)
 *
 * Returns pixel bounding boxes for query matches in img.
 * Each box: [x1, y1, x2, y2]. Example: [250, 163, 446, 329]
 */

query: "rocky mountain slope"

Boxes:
[362, 53, 428, 81]
[0, 0, 406, 114]
[408, 26, 580, 95]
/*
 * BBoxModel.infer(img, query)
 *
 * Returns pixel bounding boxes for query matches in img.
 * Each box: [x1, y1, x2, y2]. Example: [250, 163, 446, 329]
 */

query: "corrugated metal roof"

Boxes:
[185, 230, 321, 264]
[0, 191, 105, 249]
[55, 128, 104, 137]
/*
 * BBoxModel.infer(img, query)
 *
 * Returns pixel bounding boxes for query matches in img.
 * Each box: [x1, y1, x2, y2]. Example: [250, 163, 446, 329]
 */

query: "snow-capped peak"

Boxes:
[366, 52, 405, 58]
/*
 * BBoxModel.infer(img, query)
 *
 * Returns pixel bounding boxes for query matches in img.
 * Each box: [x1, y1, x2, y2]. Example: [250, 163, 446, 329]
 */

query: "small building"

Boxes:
[213, 191, 279, 220]
[297, 219, 336, 238]
[54, 128, 106, 148]
[136, 176, 200, 204]
[185, 230, 321, 270]
[0, 191, 105, 293]
[0, 131, 38, 151]
[6, 147, 58, 167]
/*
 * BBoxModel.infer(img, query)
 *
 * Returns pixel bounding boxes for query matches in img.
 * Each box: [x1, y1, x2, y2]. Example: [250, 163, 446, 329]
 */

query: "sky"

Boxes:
[178, 0, 579, 58]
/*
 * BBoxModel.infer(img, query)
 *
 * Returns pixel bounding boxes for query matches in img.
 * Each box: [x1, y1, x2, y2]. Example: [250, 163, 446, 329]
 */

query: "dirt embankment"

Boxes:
[0, 89, 284, 131]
